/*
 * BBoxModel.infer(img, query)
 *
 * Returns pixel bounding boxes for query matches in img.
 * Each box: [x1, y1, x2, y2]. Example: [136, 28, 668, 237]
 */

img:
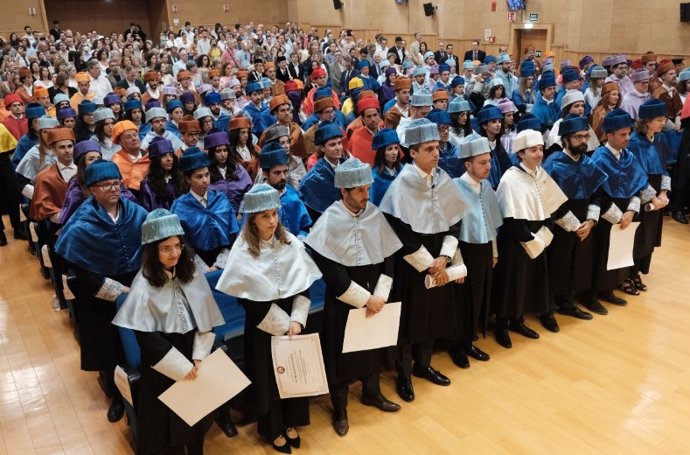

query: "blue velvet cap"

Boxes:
[372, 128, 400, 150]
[517, 113, 543, 133]
[438, 63, 451, 73]
[204, 92, 221, 106]
[538, 72, 557, 90]
[519, 60, 536, 77]
[449, 76, 465, 88]
[638, 99, 668, 119]
[357, 60, 369, 69]
[25, 102, 47, 119]
[103, 92, 122, 106]
[259, 142, 289, 169]
[314, 86, 332, 100]
[124, 99, 142, 112]
[246, 82, 263, 94]
[562, 67, 581, 84]
[84, 159, 122, 187]
[166, 99, 183, 113]
[148, 137, 175, 158]
[77, 100, 97, 115]
[484, 55, 496, 64]
[476, 105, 503, 124]
[426, 108, 452, 126]
[558, 114, 590, 136]
[178, 147, 211, 173]
[314, 121, 342, 146]
[602, 108, 633, 133]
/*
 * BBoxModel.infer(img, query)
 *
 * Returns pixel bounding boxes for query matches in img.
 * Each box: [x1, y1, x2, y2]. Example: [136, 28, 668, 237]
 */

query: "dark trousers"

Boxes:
[546, 291, 577, 315]
[0, 153, 20, 231]
[330, 371, 382, 413]
[150, 434, 203, 455]
[257, 397, 309, 441]
[495, 315, 525, 331]
[397, 340, 434, 377]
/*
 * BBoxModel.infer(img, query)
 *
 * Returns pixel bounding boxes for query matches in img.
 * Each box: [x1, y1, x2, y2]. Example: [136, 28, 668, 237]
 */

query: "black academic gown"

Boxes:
[134, 330, 213, 455]
[457, 241, 493, 339]
[590, 196, 631, 292]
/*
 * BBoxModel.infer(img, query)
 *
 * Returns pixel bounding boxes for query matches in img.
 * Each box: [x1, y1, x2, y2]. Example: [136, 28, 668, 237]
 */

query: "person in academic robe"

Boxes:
[111, 120, 151, 198]
[447, 137, 503, 368]
[624, 99, 671, 295]
[258, 95, 307, 160]
[427, 108, 462, 178]
[138, 137, 184, 211]
[113, 209, 225, 455]
[542, 115, 608, 322]
[171, 147, 239, 268]
[348, 97, 383, 166]
[298, 121, 349, 222]
[54, 160, 148, 423]
[492, 129, 579, 348]
[259, 143, 312, 238]
[215, 184, 322, 454]
[369, 129, 403, 206]
[256, 124, 308, 190]
[205, 131, 252, 214]
[378, 118, 468, 402]
[583, 109, 654, 313]
[242, 82, 270, 137]
[476, 105, 512, 189]
[15, 117, 60, 201]
[305, 158, 403, 437]
[228, 115, 261, 181]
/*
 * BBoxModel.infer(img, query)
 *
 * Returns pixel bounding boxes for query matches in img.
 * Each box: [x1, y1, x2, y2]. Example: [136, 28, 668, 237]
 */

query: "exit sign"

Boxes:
[529, 12, 539, 22]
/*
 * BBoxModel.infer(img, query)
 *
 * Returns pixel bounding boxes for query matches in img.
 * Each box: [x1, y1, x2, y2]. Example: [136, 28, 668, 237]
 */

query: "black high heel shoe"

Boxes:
[284, 427, 301, 448]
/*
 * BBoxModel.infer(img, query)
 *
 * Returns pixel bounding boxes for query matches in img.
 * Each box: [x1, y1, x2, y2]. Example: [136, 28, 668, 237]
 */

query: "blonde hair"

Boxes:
[242, 212, 291, 257]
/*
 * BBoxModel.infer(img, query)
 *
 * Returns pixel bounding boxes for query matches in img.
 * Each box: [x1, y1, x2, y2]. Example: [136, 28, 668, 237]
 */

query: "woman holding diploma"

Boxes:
[215, 184, 322, 454]
[113, 208, 225, 455]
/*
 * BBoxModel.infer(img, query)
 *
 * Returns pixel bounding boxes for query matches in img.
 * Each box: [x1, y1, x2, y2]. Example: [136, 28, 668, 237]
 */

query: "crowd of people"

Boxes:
[0, 18, 688, 455]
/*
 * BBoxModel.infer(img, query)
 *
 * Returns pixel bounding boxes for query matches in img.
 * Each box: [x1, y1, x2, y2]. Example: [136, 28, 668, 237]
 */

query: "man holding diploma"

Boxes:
[306, 157, 403, 437]
[378, 118, 468, 403]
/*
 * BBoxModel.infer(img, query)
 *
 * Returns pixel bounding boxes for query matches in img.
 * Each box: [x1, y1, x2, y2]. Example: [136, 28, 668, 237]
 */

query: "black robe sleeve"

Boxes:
[501, 217, 535, 242]
[308, 248, 354, 297]
[72, 264, 106, 298]
[134, 331, 176, 366]
[383, 213, 423, 255]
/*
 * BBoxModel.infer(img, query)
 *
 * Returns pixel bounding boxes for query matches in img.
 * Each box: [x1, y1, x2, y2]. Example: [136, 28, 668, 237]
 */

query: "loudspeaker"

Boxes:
[682, 3, 690, 22]
[423, 3, 436, 16]
[334, 0, 343, 10]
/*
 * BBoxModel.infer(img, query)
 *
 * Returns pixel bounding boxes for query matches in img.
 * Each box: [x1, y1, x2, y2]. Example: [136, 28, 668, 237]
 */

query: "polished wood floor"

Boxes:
[1, 217, 689, 455]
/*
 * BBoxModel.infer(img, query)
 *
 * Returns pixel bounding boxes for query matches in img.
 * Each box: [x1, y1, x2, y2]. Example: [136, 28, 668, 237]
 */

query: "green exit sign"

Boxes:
[529, 12, 539, 22]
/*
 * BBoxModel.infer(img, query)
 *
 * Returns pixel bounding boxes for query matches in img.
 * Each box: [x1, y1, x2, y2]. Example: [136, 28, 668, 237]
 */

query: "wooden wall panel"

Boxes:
[43, 0, 153, 37]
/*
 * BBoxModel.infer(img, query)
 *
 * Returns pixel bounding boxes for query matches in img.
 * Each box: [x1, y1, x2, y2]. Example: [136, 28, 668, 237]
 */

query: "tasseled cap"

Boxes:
[334, 157, 373, 189]
[242, 183, 281, 213]
[314, 121, 342, 146]
[178, 147, 211, 173]
[512, 129, 544, 152]
[84, 159, 122, 187]
[141, 208, 185, 245]
[460, 137, 491, 159]
[405, 118, 440, 146]
[259, 142, 289, 170]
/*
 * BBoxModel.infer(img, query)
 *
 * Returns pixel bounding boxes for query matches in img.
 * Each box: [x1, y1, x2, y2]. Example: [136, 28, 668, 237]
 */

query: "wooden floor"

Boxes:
[1, 217, 690, 455]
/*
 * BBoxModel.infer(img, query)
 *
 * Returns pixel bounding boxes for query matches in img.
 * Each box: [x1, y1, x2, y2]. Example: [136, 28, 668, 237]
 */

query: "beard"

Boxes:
[273, 180, 287, 191]
[569, 142, 588, 156]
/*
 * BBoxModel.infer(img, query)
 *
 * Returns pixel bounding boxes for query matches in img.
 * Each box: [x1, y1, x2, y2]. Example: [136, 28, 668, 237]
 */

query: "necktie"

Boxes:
[473, 51, 477, 60]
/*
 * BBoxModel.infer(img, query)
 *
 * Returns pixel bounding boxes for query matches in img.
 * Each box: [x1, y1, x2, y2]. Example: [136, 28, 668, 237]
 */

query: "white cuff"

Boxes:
[586, 204, 600, 223]
[521, 236, 546, 259]
[491, 240, 498, 258]
[62, 274, 75, 300]
[661, 175, 671, 192]
[627, 196, 641, 214]
[212, 248, 231, 269]
[554, 211, 581, 232]
[337, 281, 371, 308]
[424, 264, 468, 289]
[534, 226, 554, 247]
[29, 222, 39, 242]
[290, 295, 311, 327]
[152, 347, 194, 381]
[256, 303, 292, 336]
[21, 184, 35, 200]
[194, 255, 210, 273]
[41, 245, 52, 268]
[192, 331, 216, 361]
[95, 278, 127, 301]
[49, 213, 60, 223]
[403, 245, 435, 272]
[450, 248, 465, 266]
[440, 235, 459, 259]
[373, 274, 393, 301]
[601, 203, 623, 224]
[639, 186, 656, 204]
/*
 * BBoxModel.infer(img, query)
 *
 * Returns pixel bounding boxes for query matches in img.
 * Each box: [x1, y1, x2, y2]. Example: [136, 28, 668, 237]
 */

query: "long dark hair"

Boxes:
[94, 119, 110, 143]
[141, 236, 196, 287]
[148, 152, 185, 202]
[208, 144, 239, 182]
[450, 112, 473, 137]
[228, 127, 258, 163]
[373, 145, 401, 174]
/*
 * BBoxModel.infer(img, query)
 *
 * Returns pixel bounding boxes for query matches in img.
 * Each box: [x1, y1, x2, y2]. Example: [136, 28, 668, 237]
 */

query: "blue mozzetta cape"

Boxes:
[439, 142, 462, 179]
[369, 165, 401, 206]
[54, 197, 147, 276]
[542, 150, 608, 200]
[171, 190, 239, 252]
[279, 186, 312, 237]
[627, 131, 668, 176]
[298, 157, 345, 214]
[453, 177, 503, 244]
[590, 145, 649, 199]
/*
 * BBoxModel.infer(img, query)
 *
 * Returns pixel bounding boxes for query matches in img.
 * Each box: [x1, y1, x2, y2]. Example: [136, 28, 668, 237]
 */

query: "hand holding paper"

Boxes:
[425, 264, 468, 289]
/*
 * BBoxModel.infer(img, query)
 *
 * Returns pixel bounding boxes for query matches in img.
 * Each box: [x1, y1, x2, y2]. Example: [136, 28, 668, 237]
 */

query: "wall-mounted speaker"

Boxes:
[682, 3, 690, 22]
[423, 3, 437, 17]
[334, 0, 343, 10]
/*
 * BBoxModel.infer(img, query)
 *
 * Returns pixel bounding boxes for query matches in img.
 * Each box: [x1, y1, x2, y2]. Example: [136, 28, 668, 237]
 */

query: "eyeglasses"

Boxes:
[571, 133, 591, 141]
[159, 244, 184, 255]
[94, 181, 121, 191]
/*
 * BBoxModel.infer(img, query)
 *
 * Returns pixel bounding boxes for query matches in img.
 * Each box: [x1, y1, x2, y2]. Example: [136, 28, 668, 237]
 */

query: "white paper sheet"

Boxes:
[158, 349, 251, 426]
[607, 222, 640, 271]
[271, 333, 329, 399]
[114, 365, 133, 406]
[424, 264, 468, 288]
[342, 301, 402, 353]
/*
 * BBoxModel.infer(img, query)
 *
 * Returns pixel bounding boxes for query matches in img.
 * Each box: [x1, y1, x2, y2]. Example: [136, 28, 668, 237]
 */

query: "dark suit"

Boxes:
[434, 50, 449, 64]
[116, 78, 145, 93]
[463, 49, 486, 62]
[388, 46, 407, 65]
[276, 67, 292, 82]
[340, 68, 359, 96]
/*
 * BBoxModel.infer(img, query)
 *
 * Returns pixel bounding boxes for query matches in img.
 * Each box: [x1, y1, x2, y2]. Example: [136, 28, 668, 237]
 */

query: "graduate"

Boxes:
[215, 184, 322, 454]
[257, 124, 307, 189]
[15, 117, 60, 200]
[448, 137, 503, 367]
[584, 109, 654, 311]
[369, 128, 403, 206]
[54, 160, 148, 423]
[298, 121, 349, 221]
[492, 129, 578, 348]
[426, 108, 461, 178]
[228, 115, 261, 181]
[259, 142, 312, 238]
[205, 130, 253, 213]
[113, 209, 225, 455]
[111, 120, 151, 196]
[476, 105, 512, 189]
[378, 118, 468, 402]
[305, 158, 403, 436]
[542, 115, 608, 320]
[171, 147, 239, 268]
[138, 137, 184, 211]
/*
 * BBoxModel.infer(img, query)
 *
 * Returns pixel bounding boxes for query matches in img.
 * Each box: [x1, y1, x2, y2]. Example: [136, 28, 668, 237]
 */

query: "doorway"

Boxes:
[510, 24, 553, 63]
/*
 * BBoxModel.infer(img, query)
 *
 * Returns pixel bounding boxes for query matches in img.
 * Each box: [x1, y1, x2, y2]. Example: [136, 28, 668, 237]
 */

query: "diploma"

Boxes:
[607, 222, 640, 271]
[271, 333, 329, 399]
[342, 301, 402, 353]
[424, 264, 468, 288]
[158, 350, 251, 426]
[114, 365, 133, 406]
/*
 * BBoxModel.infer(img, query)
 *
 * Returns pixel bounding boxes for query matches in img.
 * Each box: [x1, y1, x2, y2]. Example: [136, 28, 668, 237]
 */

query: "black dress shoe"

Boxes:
[597, 291, 627, 306]
[13, 229, 27, 241]
[396, 375, 415, 402]
[673, 210, 689, 224]
[495, 329, 512, 349]
[509, 322, 540, 339]
[539, 314, 560, 333]
[107, 397, 125, 422]
[412, 365, 451, 386]
[448, 348, 470, 368]
[466, 344, 490, 361]
[582, 297, 608, 315]
[0, 231, 7, 247]
[272, 438, 292, 454]
[557, 305, 593, 320]
[361, 393, 401, 412]
[215, 417, 238, 438]
[332, 410, 349, 436]
[284, 428, 300, 448]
